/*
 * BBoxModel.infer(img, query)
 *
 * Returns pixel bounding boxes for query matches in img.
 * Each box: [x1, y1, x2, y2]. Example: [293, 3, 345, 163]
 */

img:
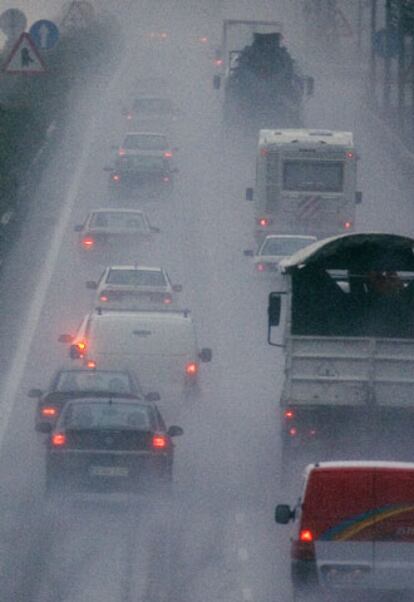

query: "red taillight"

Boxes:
[256, 262, 266, 272]
[77, 341, 87, 352]
[127, 113, 132, 120]
[292, 534, 316, 561]
[163, 176, 170, 183]
[51, 433, 66, 447]
[186, 362, 198, 376]
[260, 148, 268, 157]
[198, 36, 208, 43]
[86, 360, 96, 369]
[112, 174, 121, 182]
[346, 151, 354, 159]
[152, 434, 167, 449]
[118, 148, 126, 156]
[288, 426, 297, 437]
[214, 58, 224, 67]
[163, 295, 172, 304]
[82, 236, 95, 249]
[41, 406, 57, 417]
[258, 217, 269, 227]
[284, 409, 295, 420]
[99, 294, 108, 302]
[344, 221, 352, 230]
[164, 151, 173, 158]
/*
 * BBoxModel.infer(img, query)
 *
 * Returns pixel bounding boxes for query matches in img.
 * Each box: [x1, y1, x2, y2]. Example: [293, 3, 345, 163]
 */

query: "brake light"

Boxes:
[127, 113, 132, 120]
[256, 262, 266, 272]
[186, 362, 198, 376]
[82, 236, 95, 249]
[346, 151, 354, 159]
[163, 295, 172, 304]
[99, 295, 108, 302]
[51, 433, 66, 447]
[41, 406, 57, 417]
[344, 221, 352, 230]
[164, 151, 173, 158]
[284, 409, 295, 420]
[118, 148, 126, 156]
[198, 36, 208, 43]
[112, 174, 121, 182]
[86, 360, 96, 369]
[257, 217, 269, 227]
[260, 148, 268, 157]
[152, 434, 167, 449]
[292, 533, 316, 561]
[300, 529, 314, 542]
[288, 426, 298, 437]
[214, 58, 224, 67]
[163, 176, 170, 183]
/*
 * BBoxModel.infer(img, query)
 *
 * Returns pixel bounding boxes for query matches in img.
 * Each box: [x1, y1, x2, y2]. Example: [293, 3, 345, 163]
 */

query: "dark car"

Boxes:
[45, 397, 183, 494]
[104, 154, 177, 197]
[29, 368, 160, 432]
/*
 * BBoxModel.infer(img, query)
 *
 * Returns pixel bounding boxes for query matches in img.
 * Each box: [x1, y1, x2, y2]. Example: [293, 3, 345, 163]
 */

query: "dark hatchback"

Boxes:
[30, 368, 159, 432]
[45, 397, 183, 494]
[105, 154, 177, 196]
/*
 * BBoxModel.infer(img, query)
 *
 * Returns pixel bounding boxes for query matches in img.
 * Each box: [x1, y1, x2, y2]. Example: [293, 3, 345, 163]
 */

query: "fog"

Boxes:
[0, 0, 413, 600]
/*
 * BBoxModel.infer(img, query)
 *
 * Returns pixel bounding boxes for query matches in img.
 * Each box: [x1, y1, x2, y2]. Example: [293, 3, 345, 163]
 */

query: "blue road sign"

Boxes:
[29, 20, 59, 50]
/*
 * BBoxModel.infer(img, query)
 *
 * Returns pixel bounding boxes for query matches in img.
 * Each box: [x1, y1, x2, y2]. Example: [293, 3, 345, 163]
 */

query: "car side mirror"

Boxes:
[167, 425, 183, 437]
[275, 504, 295, 524]
[199, 348, 212, 363]
[86, 281, 98, 290]
[145, 391, 161, 402]
[58, 334, 74, 343]
[172, 284, 183, 292]
[244, 249, 254, 257]
[306, 76, 314, 96]
[213, 75, 221, 90]
[355, 191, 362, 204]
[246, 187, 254, 201]
[74, 224, 83, 232]
[28, 388, 43, 398]
[36, 423, 53, 434]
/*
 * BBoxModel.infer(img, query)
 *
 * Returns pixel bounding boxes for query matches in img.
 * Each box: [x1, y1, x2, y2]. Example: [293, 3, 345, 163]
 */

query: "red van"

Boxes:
[275, 461, 414, 599]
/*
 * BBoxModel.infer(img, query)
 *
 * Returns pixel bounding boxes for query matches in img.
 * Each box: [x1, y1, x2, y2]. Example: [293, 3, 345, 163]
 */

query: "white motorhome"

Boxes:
[59, 309, 212, 400]
[247, 129, 362, 241]
[267, 233, 414, 458]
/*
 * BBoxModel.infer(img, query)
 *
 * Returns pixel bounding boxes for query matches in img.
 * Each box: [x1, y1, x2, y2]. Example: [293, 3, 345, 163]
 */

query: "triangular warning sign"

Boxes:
[2, 32, 47, 74]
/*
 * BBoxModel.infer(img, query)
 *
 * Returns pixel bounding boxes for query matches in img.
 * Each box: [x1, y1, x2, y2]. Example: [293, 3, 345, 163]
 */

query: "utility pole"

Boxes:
[370, 0, 378, 105]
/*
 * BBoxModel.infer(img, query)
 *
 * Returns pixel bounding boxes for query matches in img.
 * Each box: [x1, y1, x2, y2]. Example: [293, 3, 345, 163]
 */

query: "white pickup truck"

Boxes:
[267, 232, 414, 455]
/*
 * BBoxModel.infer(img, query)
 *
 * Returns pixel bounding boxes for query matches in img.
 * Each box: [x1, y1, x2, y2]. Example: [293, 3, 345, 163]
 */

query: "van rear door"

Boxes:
[304, 468, 376, 590]
[373, 468, 414, 590]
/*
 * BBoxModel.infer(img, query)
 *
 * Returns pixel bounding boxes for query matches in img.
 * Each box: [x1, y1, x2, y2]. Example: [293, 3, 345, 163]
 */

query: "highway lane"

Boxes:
[1, 1, 414, 601]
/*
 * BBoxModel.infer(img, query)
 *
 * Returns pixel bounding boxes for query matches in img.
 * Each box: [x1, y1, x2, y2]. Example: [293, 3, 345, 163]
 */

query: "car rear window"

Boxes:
[106, 269, 167, 287]
[123, 134, 167, 151]
[63, 402, 153, 430]
[91, 212, 146, 230]
[55, 371, 132, 394]
[117, 155, 166, 171]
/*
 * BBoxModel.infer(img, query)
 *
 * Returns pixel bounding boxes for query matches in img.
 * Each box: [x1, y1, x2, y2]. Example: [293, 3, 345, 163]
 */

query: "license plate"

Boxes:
[89, 466, 129, 477]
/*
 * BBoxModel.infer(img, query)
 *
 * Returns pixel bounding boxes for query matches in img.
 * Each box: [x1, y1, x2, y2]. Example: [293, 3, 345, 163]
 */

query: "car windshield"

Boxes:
[283, 160, 344, 192]
[55, 371, 132, 394]
[260, 237, 316, 256]
[116, 155, 166, 171]
[106, 269, 167, 286]
[90, 212, 146, 230]
[123, 134, 167, 151]
[62, 402, 153, 430]
[132, 98, 174, 114]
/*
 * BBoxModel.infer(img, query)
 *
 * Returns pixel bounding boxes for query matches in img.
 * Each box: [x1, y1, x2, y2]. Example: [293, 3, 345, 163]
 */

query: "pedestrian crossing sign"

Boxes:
[3, 32, 47, 74]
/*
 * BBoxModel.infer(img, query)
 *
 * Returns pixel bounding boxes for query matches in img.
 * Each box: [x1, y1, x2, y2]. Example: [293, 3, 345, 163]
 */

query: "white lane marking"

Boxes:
[242, 587, 253, 601]
[0, 63, 129, 451]
[238, 547, 249, 562]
